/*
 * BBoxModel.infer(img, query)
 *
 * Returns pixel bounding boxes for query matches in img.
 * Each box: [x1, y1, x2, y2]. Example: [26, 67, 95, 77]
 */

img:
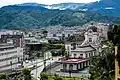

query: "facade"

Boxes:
[0, 35, 24, 48]
[59, 58, 89, 72]
[25, 43, 43, 59]
[0, 43, 23, 71]
[59, 24, 106, 72]
[0, 34, 24, 72]
[70, 45, 96, 58]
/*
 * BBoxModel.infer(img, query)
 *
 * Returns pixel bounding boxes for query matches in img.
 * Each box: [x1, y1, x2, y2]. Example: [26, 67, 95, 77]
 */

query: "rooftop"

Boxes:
[58, 58, 89, 63]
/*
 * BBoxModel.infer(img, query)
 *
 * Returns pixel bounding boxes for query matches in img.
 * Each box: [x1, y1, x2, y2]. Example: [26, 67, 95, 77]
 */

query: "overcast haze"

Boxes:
[0, 0, 99, 7]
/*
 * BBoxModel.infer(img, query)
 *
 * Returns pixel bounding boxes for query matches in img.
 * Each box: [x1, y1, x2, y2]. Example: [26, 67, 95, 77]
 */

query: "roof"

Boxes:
[87, 26, 98, 32]
[58, 58, 89, 63]
[71, 45, 96, 52]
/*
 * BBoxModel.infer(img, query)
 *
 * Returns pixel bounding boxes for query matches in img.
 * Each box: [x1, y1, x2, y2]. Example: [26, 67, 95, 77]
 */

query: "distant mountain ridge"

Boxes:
[0, 0, 120, 29]
[8, 0, 120, 16]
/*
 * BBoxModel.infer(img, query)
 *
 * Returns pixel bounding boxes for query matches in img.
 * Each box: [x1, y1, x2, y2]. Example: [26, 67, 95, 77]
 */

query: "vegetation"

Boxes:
[66, 35, 85, 42]
[89, 49, 115, 80]
[0, 6, 120, 29]
[40, 72, 49, 80]
[0, 74, 8, 79]
[40, 72, 88, 80]
[108, 24, 120, 65]
[50, 44, 66, 56]
[22, 68, 32, 80]
[0, 68, 37, 80]
[89, 25, 120, 80]
[89, 24, 120, 80]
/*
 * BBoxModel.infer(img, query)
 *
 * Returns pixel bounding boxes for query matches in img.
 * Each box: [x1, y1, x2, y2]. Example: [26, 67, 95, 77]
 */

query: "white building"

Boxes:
[0, 43, 23, 71]
[59, 24, 106, 72]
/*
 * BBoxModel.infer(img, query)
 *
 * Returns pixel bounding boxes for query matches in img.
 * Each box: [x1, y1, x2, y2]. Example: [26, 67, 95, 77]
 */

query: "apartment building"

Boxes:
[0, 43, 23, 71]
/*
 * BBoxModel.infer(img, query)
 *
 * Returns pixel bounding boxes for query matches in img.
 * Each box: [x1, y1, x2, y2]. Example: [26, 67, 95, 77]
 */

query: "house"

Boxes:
[59, 58, 89, 72]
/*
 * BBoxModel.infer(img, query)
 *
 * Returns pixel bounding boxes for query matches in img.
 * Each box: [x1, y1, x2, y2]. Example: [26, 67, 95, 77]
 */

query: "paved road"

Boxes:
[30, 56, 62, 78]
[0, 56, 62, 80]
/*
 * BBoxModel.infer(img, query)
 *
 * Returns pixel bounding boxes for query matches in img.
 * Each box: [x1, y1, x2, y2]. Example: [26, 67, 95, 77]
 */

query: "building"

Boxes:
[59, 58, 89, 72]
[0, 43, 23, 71]
[25, 43, 43, 59]
[0, 34, 24, 72]
[0, 35, 24, 48]
[59, 24, 106, 72]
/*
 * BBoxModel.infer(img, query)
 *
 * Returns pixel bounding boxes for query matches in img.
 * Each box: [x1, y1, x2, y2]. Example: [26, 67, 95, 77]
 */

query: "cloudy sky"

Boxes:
[0, 0, 99, 7]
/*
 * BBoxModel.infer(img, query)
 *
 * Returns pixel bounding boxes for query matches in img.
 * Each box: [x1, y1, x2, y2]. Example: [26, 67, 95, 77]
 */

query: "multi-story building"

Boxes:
[0, 43, 23, 71]
[0, 34, 24, 72]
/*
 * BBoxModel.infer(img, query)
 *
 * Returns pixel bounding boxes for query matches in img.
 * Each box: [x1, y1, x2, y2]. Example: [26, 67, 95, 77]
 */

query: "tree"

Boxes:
[40, 72, 48, 80]
[108, 24, 120, 66]
[22, 68, 31, 80]
[108, 24, 120, 45]
[89, 49, 114, 80]
[0, 74, 8, 80]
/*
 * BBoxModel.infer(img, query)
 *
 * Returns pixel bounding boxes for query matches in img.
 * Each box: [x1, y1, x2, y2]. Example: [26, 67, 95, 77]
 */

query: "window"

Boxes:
[71, 43, 76, 50]
[89, 38, 92, 42]
[53, 34, 56, 37]
[63, 64, 67, 70]
[74, 54, 76, 58]
[80, 54, 83, 57]
[69, 64, 73, 71]
[86, 54, 88, 58]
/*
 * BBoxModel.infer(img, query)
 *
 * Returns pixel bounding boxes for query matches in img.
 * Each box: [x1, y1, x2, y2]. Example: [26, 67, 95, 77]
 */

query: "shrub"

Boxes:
[40, 72, 48, 80]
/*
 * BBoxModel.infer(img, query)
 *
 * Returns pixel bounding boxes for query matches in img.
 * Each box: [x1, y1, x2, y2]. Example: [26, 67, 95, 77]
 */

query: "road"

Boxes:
[26, 56, 62, 79]
[0, 55, 62, 80]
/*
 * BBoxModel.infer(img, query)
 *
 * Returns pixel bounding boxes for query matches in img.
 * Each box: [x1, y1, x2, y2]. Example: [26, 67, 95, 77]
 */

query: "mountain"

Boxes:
[20, 0, 119, 17]
[0, 1, 120, 29]
[79, 0, 120, 16]
[1, 5, 55, 12]
[47, 0, 120, 16]
[4, 0, 120, 16]
[43, 3, 85, 10]
[0, 8, 120, 29]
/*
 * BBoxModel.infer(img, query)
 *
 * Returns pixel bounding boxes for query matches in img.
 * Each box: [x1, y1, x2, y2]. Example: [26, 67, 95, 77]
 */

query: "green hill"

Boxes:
[0, 8, 120, 29]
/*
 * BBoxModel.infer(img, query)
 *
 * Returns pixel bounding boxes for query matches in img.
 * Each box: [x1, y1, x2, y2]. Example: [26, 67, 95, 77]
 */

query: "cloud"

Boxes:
[0, 0, 98, 7]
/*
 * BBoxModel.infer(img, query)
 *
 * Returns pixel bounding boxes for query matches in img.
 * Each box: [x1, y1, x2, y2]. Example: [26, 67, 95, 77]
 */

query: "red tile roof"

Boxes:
[58, 58, 89, 63]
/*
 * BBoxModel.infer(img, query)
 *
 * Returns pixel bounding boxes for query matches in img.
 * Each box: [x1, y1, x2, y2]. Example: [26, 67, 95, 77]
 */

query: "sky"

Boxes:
[0, 0, 99, 7]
